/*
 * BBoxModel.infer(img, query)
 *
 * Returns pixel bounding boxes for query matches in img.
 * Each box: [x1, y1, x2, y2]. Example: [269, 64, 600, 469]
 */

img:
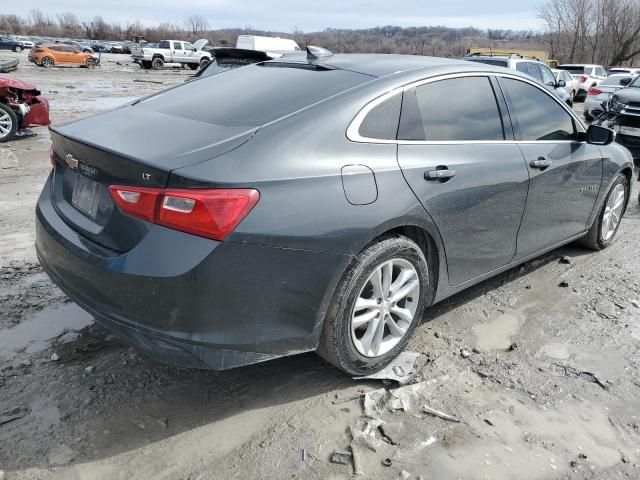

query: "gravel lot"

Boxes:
[1, 51, 639, 480]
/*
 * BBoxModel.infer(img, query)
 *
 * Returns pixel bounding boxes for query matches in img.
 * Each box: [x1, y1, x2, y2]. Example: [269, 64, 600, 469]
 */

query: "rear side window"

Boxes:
[139, 64, 371, 127]
[558, 66, 585, 74]
[516, 63, 528, 74]
[398, 77, 504, 141]
[159, 41, 170, 49]
[358, 93, 401, 140]
[501, 78, 575, 141]
[173, 42, 182, 50]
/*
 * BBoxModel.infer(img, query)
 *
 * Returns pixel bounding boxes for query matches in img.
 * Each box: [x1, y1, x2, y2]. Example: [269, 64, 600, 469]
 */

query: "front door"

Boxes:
[498, 77, 602, 258]
[396, 76, 530, 285]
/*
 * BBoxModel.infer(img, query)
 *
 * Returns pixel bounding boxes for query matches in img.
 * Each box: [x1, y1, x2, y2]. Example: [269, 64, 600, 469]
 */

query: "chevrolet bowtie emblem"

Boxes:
[65, 153, 79, 170]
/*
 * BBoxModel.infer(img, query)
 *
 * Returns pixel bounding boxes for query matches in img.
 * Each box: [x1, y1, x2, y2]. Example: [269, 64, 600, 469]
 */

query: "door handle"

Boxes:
[424, 169, 456, 181]
[530, 158, 551, 170]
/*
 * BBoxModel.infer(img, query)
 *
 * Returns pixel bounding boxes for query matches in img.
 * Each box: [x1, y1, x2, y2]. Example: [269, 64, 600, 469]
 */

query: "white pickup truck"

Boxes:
[131, 39, 212, 70]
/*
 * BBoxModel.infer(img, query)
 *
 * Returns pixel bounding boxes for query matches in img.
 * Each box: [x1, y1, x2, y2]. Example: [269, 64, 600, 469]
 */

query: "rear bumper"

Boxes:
[36, 174, 349, 369]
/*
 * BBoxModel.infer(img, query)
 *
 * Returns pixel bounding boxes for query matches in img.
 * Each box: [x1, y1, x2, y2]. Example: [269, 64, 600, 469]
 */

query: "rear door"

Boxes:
[498, 77, 602, 258]
[396, 75, 530, 285]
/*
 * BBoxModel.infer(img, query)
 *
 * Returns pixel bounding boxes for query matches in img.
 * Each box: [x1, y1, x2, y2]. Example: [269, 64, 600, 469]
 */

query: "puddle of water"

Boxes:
[0, 303, 93, 360]
[473, 311, 524, 350]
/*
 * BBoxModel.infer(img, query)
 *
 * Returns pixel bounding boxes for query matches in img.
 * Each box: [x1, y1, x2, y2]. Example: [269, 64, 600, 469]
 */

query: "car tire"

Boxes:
[41, 56, 54, 68]
[141, 60, 152, 69]
[199, 58, 210, 69]
[317, 235, 430, 375]
[188, 63, 198, 70]
[584, 111, 593, 122]
[151, 57, 164, 70]
[578, 173, 628, 250]
[0, 103, 18, 143]
[14, 46, 22, 53]
[86, 58, 97, 68]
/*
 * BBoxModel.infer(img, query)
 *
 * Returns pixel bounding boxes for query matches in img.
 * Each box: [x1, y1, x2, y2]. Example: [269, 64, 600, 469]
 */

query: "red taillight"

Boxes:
[108, 186, 259, 241]
[109, 186, 161, 223]
[587, 87, 602, 96]
[580, 75, 588, 83]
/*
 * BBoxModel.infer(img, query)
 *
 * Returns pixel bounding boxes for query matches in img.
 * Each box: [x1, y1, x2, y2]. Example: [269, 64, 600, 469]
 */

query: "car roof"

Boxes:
[268, 54, 486, 78]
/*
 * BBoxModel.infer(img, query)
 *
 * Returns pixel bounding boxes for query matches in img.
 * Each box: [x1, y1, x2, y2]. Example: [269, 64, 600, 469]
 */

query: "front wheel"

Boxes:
[317, 236, 429, 375]
[86, 58, 98, 68]
[0, 103, 18, 142]
[14, 46, 22, 53]
[199, 58, 210, 69]
[188, 63, 198, 70]
[579, 173, 628, 250]
[41, 56, 54, 68]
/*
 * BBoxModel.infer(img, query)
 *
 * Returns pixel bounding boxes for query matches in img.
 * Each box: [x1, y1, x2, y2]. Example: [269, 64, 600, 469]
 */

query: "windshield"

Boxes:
[139, 63, 372, 126]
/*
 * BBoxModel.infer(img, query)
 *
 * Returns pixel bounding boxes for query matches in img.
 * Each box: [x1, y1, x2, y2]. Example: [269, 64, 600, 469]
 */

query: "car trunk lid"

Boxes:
[50, 105, 257, 252]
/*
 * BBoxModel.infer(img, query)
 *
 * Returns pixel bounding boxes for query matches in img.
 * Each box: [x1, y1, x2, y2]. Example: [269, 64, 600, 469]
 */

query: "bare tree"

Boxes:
[185, 15, 209, 35]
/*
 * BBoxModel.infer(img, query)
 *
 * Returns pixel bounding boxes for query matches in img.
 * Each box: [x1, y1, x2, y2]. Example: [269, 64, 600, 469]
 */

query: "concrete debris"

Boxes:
[399, 470, 411, 479]
[0, 406, 29, 426]
[350, 445, 364, 476]
[50, 352, 60, 361]
[387, 376, 449, 413]
[350, 420, 386, 452]
[631, 300, 639, 308]
[460, 348, 471, 358]
[353, 351, 426, 384]
[422, 404, 460, 422]
[363, 388, 389, 417]
[506, 343, 518, 352]
[85, 365, 95, 374]
[594, 300, 618, 319]
[329, 450, 352, 465]
[302, 448, 308, 462]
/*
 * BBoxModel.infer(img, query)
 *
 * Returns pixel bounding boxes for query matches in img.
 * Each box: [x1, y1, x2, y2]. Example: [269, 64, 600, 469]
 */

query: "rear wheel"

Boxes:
[317, 236, 429, 375]
[0, 103, 18, 142]
[41, 56, 54, 68]
[14, 46, 22, 53]
[579, 173, 628, 250]
[151, 57, 164, 70]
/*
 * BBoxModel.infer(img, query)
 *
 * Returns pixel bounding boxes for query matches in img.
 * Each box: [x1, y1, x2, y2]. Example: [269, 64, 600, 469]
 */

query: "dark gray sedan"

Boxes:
[36, 53, 633, 375]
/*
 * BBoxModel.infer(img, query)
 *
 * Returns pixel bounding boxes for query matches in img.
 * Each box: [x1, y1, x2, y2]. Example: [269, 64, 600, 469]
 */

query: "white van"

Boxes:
[235, 35, 301, 53]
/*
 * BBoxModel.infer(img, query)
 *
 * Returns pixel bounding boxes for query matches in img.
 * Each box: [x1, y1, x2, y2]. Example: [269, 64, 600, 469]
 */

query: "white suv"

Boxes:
[556, 64, 607, 102]
[463, 54, 573, 105]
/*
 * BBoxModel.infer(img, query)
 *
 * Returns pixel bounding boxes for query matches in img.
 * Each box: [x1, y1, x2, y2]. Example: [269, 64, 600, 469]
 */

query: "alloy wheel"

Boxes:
[601, 183, 625, 241]
[0, 109, 14, 140]
[350, 258, 420, 357]
[42, 57, 53, 67]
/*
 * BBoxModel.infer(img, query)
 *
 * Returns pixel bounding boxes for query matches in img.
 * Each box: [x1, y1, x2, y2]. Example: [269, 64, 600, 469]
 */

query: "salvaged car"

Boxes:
[0, 76, 50, 142]
[37, 52, 633, 374]
[29, 45, 98, 68]
[608, 75, 640, 163]
[131, 39, 211, 70]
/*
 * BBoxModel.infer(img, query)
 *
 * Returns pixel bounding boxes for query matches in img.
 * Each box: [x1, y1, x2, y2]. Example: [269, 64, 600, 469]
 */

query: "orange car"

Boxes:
[29, 45, 98, 68]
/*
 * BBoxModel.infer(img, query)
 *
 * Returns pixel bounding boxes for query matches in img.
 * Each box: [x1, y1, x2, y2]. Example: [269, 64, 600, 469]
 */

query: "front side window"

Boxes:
[159, 41, 169, 49]
[184, 43, 196, 51]
[539, 65, 557, 87]
[398, 76, 504, 141]
[501, 78, 576, 141]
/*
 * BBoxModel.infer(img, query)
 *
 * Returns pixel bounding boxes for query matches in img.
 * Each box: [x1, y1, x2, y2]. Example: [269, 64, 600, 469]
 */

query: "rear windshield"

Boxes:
[138, 64, 371, 126]
[601, 76, 632, 86]
[558, 66, 586, 74]
[197, 57, 260, 79]
[464, 58, 509, 68]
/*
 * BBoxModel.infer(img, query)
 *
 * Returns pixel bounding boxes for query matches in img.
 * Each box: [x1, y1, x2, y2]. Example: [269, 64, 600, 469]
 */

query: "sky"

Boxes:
[8, 0, 545, 32]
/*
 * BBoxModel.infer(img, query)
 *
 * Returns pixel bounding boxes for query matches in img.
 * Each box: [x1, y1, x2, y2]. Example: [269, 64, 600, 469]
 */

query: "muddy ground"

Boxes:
[1, 51, 639, 480]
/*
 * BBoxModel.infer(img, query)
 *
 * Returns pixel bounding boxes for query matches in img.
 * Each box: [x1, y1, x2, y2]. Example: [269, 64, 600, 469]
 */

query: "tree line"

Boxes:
[540, 0, 640, 65]
[5, 5, 640, 65]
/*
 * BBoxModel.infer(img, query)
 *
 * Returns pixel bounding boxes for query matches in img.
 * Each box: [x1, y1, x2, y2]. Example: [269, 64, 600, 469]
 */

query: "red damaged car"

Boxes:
[0, 76, 50, 142]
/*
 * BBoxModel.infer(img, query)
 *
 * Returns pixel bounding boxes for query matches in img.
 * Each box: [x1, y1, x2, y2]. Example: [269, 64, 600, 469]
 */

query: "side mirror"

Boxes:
[620, 77, 632, 86]
[557, 79, 566, 88]
[586, 124, 615, 145]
